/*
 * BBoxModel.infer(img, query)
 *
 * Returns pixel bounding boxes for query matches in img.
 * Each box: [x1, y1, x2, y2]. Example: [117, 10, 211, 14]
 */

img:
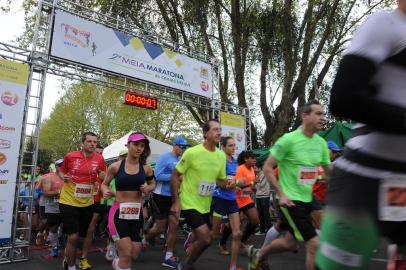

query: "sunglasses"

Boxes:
[176, 144, 189, 150]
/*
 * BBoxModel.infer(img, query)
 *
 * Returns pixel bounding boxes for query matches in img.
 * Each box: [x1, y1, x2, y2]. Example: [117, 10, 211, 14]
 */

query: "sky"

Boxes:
[0, 0, 63, 121]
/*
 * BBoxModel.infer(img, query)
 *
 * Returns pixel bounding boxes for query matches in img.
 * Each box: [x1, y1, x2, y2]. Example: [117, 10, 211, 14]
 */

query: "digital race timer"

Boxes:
[123, 91, 158, 110]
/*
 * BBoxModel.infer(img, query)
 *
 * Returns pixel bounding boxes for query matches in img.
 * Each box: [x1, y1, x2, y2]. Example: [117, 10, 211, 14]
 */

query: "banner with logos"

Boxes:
[0, 59, 28, 245]
[50, 10, 213, 98]
[220, 112, 246, 156]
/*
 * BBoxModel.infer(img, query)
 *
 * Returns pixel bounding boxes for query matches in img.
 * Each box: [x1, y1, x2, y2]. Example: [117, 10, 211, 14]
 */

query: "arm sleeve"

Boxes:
[176, 149, 191, 174]
[154, 154, 172, 182]
[329, 13, 406, 134]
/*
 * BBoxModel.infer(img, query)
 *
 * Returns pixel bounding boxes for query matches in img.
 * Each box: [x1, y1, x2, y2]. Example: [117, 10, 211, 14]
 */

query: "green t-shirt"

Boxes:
[271, 129, 330, 203]
[101, 179, 116, 206]
[176, 144, 226, 214]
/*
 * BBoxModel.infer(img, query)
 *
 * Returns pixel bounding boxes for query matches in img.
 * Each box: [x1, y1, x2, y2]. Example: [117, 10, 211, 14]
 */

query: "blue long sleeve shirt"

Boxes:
[153, 152, 180, 197]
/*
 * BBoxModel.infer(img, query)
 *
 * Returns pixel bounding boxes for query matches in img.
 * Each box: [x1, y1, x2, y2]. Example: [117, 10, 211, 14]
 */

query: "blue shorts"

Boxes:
[211, 197, 239, 217]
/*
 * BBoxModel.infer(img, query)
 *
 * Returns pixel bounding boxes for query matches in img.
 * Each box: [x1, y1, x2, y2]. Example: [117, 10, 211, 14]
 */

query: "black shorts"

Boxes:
[181, 209, 210, 230]
[108, 202, 144, 242]
[311, 197, 324, 211]
[278, 201, 317, 242]
[326, 167, 406, 246]
[59, 203, 94, 238]
[93, 202, 105, 215]
[152, 193, 172, 220]
[46, 213, 61, 227]
[211, 197, 239, 217]
[239, 202, 256, 213]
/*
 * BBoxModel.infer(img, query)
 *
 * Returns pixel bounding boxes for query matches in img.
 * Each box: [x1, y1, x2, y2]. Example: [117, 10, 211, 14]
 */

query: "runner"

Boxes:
[248, 100, 330, 270]
[211, 136, 242, 270]
[102, 132, 156, 270]
[144, 136, 190, 268]
[170, 119, 226, 270]
[316, 2, 406, 269]
[235, 151, 259, 249]
[80, 144, 105, 269]
[58, 132, 106, 270]
[42, 159, 64, 257]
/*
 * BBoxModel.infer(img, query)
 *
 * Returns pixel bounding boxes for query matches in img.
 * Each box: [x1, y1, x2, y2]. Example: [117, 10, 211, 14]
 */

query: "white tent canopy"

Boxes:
[103, 132, 172, 164]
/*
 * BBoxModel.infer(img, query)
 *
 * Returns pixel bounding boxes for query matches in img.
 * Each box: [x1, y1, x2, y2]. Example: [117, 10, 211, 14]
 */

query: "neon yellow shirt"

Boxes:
[176, 144, 226, 214]
[271, 129, 330, 203]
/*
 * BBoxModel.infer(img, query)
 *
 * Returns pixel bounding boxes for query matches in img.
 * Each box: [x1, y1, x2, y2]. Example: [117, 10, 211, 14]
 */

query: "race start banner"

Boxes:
[0, 59, 29, 245]
[50, 10, 213, 98]
[220, 112, 246, 156]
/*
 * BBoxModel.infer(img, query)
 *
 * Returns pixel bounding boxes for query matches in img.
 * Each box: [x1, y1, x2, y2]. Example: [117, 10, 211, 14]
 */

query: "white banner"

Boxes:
[0, 59, 28, 245]
[220, 112, 246, 156]
[50, 10, 213, 98]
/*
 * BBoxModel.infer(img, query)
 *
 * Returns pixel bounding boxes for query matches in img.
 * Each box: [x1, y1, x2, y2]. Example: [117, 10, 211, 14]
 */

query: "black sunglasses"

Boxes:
[176, 144, 189, 150]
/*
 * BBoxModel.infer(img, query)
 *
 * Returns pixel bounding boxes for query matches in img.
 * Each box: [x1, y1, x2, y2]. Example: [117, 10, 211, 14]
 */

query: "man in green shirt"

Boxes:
[249, 100, 330, 270]
[171, 119, 226, 270]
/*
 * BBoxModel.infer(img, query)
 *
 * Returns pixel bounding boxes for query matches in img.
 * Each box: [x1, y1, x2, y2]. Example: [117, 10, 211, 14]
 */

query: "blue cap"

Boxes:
[327, 141, 342, 152]
[173, 136, 190, 146]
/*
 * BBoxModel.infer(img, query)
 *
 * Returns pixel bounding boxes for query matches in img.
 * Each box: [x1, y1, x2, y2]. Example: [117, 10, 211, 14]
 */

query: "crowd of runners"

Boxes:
[16, 1, 406, 270]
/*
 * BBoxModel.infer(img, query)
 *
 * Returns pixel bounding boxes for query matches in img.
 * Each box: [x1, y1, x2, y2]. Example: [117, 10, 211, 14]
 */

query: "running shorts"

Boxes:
[108, 202, 144, 242]
[59, 203, 94, 238]
[316, 167, 406, 270]
[211, 197, 239, 217]
[45, 213, 62, 227]
[152, 193, 172, 220]
[181, 209, 210, 230]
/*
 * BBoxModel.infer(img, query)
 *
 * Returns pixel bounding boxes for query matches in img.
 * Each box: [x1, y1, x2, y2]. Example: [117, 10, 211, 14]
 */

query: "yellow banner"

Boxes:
[220, 112, 244, 128]
[0, 59, 29, 85]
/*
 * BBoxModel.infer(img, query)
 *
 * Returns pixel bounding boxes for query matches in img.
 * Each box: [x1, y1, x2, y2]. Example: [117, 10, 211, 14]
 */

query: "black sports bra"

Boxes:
[115, 159, 146, 192]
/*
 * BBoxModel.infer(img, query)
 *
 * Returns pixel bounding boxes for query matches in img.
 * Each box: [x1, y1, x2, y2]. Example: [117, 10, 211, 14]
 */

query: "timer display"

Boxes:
[123, 91, 158, 110]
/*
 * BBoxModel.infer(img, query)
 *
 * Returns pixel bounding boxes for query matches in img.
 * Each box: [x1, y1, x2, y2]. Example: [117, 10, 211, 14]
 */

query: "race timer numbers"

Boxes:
[123, 91, 158, 110]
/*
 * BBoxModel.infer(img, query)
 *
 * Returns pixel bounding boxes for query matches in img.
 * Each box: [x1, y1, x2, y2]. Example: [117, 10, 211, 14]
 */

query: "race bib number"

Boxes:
[240, 188, 252, 198]
[74, 184, 93, 198]
[119, 202, 141, 220]
[298, 166, 318, 185]
[379, 176, 406, 221]
[198, 181, 215, 196]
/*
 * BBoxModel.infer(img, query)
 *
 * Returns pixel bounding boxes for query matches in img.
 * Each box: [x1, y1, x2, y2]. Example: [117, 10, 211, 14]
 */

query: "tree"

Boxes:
[13, 0, 393, 148]
[39, 81, 200, 158]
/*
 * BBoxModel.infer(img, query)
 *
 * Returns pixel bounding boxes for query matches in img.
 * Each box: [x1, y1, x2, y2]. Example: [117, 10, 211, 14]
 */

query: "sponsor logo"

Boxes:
[0, 139, 11, 149]
[61, 23, 91, 49]
[200, 67, 209, 78]
[0, 125, 15, 132]
[200, 81, 209, 92]
[0, 180, 7, 184]
[1, 91, 18, 106]
[0, 153, 6, 165]
[0, 169, 9, 176]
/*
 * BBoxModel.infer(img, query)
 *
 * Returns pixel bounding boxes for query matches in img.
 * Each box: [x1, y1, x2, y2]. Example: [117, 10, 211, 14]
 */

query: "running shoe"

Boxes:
[79, 257, 92, 269]
[50, 246, 58, 258]
[35, 233, 45, 245]
[387, 244, 406, 270]
[219, 244, 230, 255]
[162, 256, 178, 268]
[248, 245, 259, 270]
[62, 256, 68, 270]
[105, 242, 117, 262]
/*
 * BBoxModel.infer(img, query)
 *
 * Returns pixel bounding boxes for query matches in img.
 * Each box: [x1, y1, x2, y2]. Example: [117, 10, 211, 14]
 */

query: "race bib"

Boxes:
[198, 181, 215, 196]
[53, 196, 59, 203]
[74, 184, 93, 198]
[298, 166, 318, 185]
[379, 176, 406, 221]
[239, 187, 252, 198]
[119, 202, 141, 220]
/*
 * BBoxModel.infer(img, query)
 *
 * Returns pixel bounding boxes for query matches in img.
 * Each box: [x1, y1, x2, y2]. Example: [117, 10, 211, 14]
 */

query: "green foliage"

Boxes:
[39, 82, 200, 158]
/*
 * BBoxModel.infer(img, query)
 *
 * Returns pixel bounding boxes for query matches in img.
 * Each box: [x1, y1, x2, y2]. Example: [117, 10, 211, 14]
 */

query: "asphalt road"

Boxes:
[0, 234, 388, 270]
